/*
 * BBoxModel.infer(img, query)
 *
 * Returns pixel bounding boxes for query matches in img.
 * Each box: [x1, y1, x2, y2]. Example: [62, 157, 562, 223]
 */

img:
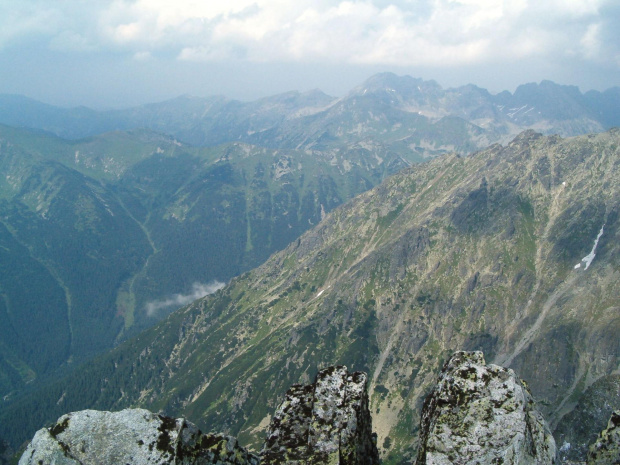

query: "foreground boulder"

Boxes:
[261, 365, 379, 464]
[19, 366, 379, 465]
[19, 408, 259, 465]
[587, 410, 620, 464]
[416, 351, 557, 465]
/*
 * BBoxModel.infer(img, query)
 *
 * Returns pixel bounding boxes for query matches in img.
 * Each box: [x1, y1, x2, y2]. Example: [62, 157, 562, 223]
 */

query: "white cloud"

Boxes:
[145, 281, 226, 317]
[0, 0, 618, 69]
[133, 50, 153, 61]
[0, 2, 63, 48]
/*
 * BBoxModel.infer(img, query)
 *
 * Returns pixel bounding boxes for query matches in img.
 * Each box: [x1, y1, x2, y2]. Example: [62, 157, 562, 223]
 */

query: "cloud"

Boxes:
[145, 281, 226, 317]
[133, 51, 153, 61]
[0, 0, 618, 74]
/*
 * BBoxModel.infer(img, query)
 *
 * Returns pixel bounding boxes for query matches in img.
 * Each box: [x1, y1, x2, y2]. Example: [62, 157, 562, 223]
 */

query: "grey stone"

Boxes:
[261, 365, 379, 464]
[18, 408, 259, 465]
[416, 351, 557, 465]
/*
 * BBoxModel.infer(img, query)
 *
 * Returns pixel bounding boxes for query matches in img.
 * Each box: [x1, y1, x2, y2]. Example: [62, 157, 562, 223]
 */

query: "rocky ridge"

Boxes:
[21, 366, 379, 465]
[20, 354, 564, 465]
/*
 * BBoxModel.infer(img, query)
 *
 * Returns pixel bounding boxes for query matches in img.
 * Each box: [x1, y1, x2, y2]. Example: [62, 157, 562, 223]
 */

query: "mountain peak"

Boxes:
[354, 72, 442, 96]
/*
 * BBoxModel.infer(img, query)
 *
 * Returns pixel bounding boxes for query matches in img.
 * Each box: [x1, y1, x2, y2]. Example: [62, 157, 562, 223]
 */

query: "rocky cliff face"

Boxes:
[261, 366, 379, 464]
[19, 409, 260, 465]
[416, 351, 557, 465]
[587, 410, 620, 465]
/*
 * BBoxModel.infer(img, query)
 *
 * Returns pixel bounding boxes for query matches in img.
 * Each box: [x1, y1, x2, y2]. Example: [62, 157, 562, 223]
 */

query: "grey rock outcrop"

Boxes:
[416, 351, 557, 465]
[587, 410, 620, 464]
[18, 408, 259, 465]
[260, 365, 379, 464]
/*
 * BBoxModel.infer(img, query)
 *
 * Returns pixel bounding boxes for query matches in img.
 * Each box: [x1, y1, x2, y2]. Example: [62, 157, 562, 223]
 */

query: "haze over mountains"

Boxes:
[2, 73, 620, 152]
[0, 73, 619, 463]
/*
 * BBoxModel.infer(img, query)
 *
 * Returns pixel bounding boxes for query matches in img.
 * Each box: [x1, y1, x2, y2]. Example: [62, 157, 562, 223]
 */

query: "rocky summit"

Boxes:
[587, 410, 620, 465]
[261, 365, 379, 464]
[18, 409, 260, 465]
[415, 351, 557, 465]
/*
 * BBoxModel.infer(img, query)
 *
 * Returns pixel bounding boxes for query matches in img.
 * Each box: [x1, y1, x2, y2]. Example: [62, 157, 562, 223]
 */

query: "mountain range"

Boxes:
[5, 72, 615, 402]
[2, 127, 618, 463]
[1, 73, 620, 155]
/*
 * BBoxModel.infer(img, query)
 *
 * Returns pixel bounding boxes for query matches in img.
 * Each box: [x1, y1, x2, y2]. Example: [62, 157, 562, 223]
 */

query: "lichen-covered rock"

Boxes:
[18, 408, 259, 465]
[587, 410, 620, 464]
[416, 351, 557, 465]
[261, 366, 379, 464]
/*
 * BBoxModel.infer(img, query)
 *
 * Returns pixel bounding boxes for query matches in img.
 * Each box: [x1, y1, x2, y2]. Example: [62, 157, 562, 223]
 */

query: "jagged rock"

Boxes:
[415, 351, 557, 465]
[587, 410, 620, 464]
[18, 408, 259, 465]
[261, 365, 379, 464]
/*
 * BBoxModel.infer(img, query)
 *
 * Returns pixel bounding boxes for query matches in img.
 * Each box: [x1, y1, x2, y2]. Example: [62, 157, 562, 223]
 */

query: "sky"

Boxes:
[0, 0, 618, 109]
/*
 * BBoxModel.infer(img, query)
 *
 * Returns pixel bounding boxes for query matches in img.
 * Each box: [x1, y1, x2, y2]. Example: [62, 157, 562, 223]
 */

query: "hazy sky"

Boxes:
[1, 0, 618, 108]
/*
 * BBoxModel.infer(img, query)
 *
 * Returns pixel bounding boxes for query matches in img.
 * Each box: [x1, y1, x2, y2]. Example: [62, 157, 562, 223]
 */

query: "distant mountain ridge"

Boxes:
[1, 73, 619, 155]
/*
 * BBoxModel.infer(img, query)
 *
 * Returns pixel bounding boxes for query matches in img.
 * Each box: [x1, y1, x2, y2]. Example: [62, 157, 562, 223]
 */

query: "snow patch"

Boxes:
[315, 285, 331, 299]
[507, 105, 530, 119]
[575, 224, 605, 270]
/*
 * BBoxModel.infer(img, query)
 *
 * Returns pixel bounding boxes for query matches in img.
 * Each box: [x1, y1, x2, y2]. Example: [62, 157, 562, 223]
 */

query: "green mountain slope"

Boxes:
[4, 129, 618, 462]
[0, 124, 404, 398]
[0, 131, 153, 389]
